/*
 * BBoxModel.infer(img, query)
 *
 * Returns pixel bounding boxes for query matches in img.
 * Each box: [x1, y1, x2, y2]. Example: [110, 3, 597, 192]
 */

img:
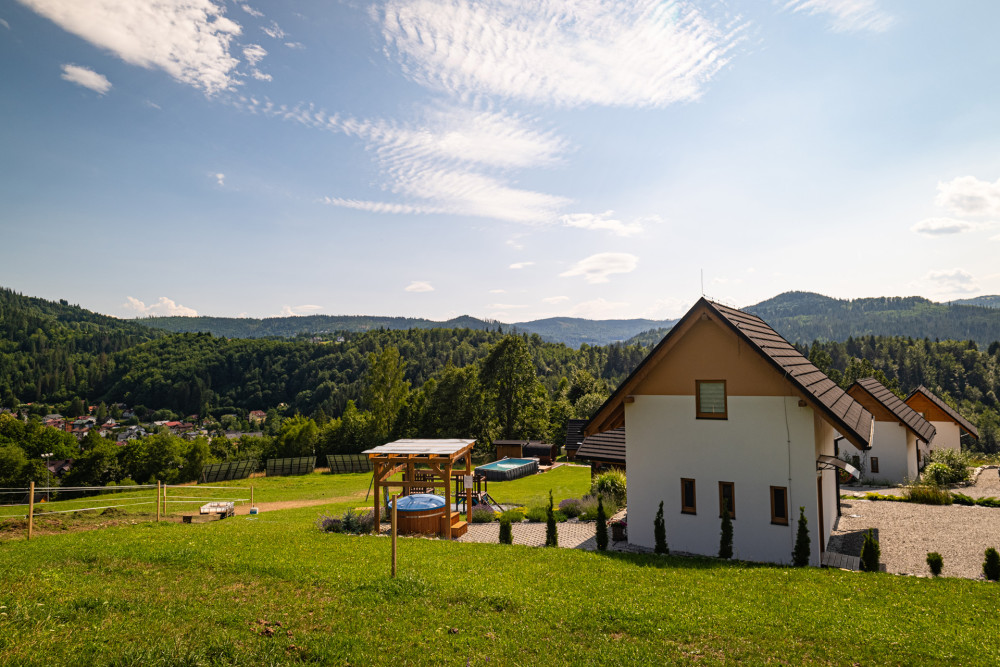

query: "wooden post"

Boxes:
[156, 481, 161, 522]
[27, 481, 34, 541]
[391, 494, 398, 578]
[444, 462, 452, 539]
[250, 485, 254, 509]
[465, 450, 473, 522]
[372, 461, 381, 531]
[162, 484, 167, 518]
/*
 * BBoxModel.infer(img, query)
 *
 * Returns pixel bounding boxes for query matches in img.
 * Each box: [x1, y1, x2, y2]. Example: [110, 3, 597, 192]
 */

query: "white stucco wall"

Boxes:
[864, 422, 914, 484]
[814, 416, 838, 554]
[927, 421, 961, 453]
[626, 395, 830, 566]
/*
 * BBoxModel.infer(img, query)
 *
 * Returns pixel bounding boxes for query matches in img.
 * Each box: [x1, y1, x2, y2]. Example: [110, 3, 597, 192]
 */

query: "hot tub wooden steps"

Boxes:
[447, 511, 468, 538]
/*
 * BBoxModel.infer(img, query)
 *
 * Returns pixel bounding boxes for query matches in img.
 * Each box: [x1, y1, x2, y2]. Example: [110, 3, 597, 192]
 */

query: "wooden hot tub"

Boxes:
[389, 494, 448, 535]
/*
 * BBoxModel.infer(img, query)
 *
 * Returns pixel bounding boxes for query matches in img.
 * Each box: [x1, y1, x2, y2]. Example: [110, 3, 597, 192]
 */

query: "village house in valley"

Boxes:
[904, 385, 979, 455]
[847, 378, 936, 484]
[585, 298, 874, 566]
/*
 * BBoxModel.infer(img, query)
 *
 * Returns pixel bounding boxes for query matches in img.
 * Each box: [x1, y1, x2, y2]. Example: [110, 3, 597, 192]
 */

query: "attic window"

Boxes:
[696, 380, 727, 419]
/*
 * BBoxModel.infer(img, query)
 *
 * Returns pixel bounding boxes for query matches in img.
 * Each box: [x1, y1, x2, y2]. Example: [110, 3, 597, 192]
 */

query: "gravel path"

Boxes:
[831, 468, 1000, 579]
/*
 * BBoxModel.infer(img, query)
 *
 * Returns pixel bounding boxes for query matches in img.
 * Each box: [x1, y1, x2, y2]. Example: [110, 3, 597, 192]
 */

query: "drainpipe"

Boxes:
[834, 436, 846, 518]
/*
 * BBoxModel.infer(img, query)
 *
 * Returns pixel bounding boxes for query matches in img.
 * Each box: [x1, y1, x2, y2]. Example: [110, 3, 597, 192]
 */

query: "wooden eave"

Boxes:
[905, 385, 979, 439]
[850, 378, 937, 443]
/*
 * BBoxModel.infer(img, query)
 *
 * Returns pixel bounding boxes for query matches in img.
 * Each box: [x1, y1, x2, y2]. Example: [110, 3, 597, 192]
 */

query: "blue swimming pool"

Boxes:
[475, 457, 539, 481]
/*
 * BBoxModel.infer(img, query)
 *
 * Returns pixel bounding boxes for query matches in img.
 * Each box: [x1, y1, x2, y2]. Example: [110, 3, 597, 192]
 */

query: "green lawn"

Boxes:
[2, 485, 999, 666]
[484, 465, 592, 509]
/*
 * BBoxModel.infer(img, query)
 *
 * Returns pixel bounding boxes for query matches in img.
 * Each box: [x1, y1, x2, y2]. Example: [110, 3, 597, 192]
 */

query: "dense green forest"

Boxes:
[144, 313, 677, 347]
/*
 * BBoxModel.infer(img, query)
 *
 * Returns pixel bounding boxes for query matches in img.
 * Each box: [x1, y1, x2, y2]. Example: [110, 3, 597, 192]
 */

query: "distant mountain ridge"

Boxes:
[142, 314, 678, 347]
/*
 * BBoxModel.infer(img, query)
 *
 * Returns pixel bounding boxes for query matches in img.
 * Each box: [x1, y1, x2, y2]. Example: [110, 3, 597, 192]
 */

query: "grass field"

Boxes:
[2, 469, 999, 665]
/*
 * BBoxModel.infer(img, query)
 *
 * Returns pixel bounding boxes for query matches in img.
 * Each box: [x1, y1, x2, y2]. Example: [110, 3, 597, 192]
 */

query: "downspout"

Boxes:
[833, 436, 846, 518]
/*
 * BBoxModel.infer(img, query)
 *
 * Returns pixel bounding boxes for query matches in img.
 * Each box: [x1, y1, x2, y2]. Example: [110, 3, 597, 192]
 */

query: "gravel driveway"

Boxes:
[830, 467, 1000, 579]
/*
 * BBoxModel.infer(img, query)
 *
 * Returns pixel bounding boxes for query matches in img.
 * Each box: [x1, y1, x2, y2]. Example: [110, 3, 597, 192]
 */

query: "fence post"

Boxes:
[28, 481, 34, 541]
[391, 494, 397, 578]
[157, 481, 161, 522]
[250, 485, 254, 509]
[162, 484, 167, 519]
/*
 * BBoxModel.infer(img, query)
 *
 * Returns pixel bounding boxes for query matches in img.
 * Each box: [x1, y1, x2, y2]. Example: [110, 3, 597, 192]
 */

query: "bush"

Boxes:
[926, 552, 943, 577]
[470, 505, 495, 523]
[985, 548, 1000, 581]
[340, 508, 375, 534]
[654, 500, 668, 555]
[500, 509, 525, 523]
[579, 494, 619, 521]
[524, 506, 547, 523]
[860, 529, 880, 572]
[316, 514, 343, 533]
[905, 484, 953, 505]
[591, 469, 627, 506]
[499, 517, 512, 545]
[719, 506, 733, 559]
[596, 495, 608, 552]
[926, 449, 972, 485]
[792, 507, 810, 567]
[922, 463, 953, 487]
[558, 498, 582, 518]
[952, 492, 976, 506]
[546, 490, 558, 547]
[976, 496, 1000, 508]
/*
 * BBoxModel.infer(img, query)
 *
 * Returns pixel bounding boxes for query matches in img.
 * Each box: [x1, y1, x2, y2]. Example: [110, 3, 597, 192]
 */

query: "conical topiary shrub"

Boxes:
[860, 528, 880, 572]
[719, 506, 733, 559]
[926, 552, 943, 577]
[545, 490, 558, 547]
[596, 495, 608, 551]
[792, 506, 810, 567]
[499, 517, 512, 545]
[984, 547, 1000, 581]
[654, 500, 668, 555]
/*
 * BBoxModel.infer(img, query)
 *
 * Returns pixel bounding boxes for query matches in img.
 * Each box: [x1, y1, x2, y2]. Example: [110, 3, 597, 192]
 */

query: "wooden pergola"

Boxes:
[363, 439, 476, 539]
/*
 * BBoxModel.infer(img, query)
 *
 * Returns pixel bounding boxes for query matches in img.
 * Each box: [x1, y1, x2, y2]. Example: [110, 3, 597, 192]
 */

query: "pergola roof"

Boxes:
[364, 439, 475, 460]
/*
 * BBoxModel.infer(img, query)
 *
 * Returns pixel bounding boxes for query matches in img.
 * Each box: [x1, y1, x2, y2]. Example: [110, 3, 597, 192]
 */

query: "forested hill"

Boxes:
[142, 313, 678, 347]
[744, 292, 1000, 345]
[0, 288, 161, 405]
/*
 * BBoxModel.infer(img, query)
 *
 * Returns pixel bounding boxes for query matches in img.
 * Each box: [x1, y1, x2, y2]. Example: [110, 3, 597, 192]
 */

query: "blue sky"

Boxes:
[2, 0, 999, 322]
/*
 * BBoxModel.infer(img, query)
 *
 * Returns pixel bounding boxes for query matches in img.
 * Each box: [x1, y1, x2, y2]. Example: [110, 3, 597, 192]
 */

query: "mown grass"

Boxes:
[486, 465, 592, 508]
[2, 497, 999, 666]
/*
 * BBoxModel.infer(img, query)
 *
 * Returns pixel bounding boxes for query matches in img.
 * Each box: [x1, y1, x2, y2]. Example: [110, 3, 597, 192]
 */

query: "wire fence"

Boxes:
[0, 482, 255, 540]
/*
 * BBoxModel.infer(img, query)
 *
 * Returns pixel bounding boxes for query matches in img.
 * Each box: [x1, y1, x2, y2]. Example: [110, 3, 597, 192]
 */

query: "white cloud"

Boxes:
[509, 262, 535, 270]
[782, 0, 894, 33]
[123, 296, 198, 317]
[560, 211, 655, 236]
[488, 303, 529, 309]
[60, 63, 111, 94]
[0, 18, 10, 29]
[560, 252, 639, 284]
[911, 217, 976, 236]
[934, 176, 1000, 219]
[284, 41, 304, 49]
[542, 296, 569, 304]
[926, 268, 979, 294]
[240, 4, 262, 18]
[405, 281, 434, 293]
[242, 43, 267, 66]
[279, 304, 323, 316]
[381, 0, 744, 108]
[239, 99, 571, 223]
[251, 69, 272, 81]
[19, 0, 243, 95]
[563, 297, 631, 319]
[214, 173, 225, 186]
[489, 289, 506, 294]
[262, 21, 284, 39]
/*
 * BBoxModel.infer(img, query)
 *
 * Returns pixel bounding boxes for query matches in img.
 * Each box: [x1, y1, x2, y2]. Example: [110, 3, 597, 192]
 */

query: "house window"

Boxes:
[719, 482, 735, 519]
[681, 478, 696, 514]
[870, 457, 880, 474]
[770, 486, 788, 525]
[696, 380, 727, 419]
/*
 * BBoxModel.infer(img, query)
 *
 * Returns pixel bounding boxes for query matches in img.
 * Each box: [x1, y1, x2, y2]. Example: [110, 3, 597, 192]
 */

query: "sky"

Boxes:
[2, 0, 999, 323]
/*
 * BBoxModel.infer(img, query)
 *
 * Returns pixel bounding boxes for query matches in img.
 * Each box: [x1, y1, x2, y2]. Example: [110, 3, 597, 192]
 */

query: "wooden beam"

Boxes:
[373, 460, 381, 530]
[444, 462, 452, 540]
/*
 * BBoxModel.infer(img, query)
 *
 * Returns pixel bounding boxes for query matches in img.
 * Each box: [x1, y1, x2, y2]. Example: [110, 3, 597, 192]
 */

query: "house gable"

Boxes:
[848, 378, 936, 442]
[905, 386, 978, 439]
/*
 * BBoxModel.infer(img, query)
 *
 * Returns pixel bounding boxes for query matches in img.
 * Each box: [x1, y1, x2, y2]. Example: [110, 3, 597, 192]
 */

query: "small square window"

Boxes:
[870, 457, 880, 474]
[770, 486, 788, 525]
[719, 482, 735, 519]
[696, 380, 727, 419]
[681, 478, 696, 514]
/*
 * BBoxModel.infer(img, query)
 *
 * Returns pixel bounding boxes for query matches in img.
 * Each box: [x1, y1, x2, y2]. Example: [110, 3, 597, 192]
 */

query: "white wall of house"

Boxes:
[865, 422, 916, 484]
[626, 394, 831, 566]
[927, 421, 961, 453]
[814, 416, 838, 553]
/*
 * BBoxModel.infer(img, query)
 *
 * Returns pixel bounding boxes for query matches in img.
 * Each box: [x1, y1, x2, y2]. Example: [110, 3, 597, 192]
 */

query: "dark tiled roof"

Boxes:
[706, 301, 873, 449]
[906, 385, 979, 438]
[854, 378, 937, 443]
[564, 419, 587, 451]
[577, 427, 626, 466]
[585, 298, 874, 451]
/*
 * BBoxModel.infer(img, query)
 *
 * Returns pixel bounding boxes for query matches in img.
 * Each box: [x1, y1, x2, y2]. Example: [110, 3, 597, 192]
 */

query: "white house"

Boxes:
[846, 378, 935, 484]
[585, 299, 874, 566]
[904, 385, 978, 455]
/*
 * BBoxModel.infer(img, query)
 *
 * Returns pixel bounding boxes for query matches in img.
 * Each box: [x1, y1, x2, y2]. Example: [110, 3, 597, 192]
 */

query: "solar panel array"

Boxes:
[325, 454, 373, 474]
[200, 459, 257, 483]
[265, 456, 316, 477]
